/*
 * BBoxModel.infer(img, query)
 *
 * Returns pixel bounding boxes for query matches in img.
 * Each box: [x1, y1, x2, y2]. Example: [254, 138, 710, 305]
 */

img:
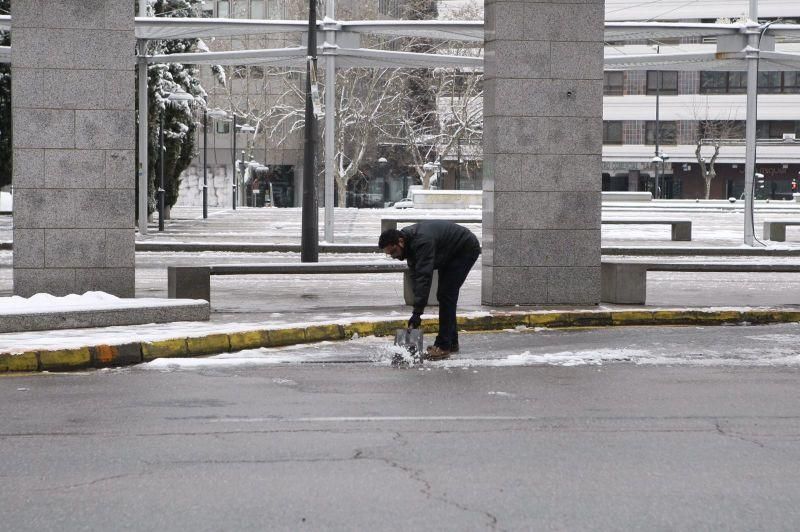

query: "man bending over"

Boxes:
[379, 220, 480, 360]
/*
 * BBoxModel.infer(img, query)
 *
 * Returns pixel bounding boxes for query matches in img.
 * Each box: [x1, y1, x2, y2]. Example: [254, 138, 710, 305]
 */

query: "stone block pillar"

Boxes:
[12, 0, 135, 297]
[482, 0, 604, 305]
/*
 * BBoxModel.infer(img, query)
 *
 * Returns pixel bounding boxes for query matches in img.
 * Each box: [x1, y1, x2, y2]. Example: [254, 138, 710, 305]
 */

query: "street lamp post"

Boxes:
[238, 124, 256, 207]
[206, 108, 231, 214]
[202, 108, 208, 219]
[231, 114, 237, 209]
[456, 138, 462, 190]
[158, 113, 165, 231]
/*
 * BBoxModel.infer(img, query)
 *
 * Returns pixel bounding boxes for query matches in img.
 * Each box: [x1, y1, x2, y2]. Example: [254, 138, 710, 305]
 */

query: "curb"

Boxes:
[1, 308, 799, 373]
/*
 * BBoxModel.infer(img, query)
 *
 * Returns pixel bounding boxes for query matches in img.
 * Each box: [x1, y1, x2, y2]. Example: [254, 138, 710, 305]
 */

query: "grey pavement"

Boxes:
[3, 325, 800, 530]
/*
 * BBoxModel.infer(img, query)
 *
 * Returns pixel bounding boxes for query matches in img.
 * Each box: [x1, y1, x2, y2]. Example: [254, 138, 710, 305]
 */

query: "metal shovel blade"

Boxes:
[392, 328, 424, 366]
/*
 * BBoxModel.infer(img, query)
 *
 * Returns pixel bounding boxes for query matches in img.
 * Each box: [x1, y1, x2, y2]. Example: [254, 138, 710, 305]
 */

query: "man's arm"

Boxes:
[410, 236, 435, 313]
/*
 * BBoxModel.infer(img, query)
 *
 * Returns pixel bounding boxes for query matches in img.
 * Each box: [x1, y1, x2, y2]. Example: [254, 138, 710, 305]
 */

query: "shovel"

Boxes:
[392, 327, 424, 366]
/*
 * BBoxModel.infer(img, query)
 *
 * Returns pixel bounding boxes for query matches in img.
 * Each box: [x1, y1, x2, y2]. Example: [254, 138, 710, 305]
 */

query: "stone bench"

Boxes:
[601, 260, 800, 304]
[763, 221, 800, 242]
[168, 261, 438, 306]
[382, 217, 690, 241]
[380, 216, 482, 233]
[602, 219, 692, 241]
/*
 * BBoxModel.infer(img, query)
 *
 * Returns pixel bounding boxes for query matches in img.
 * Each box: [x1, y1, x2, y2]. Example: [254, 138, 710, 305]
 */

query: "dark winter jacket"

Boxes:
[400, 221, 481, 313]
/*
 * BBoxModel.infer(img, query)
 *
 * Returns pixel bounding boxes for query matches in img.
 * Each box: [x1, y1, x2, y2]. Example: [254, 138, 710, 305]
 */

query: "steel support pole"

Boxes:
[654, 71, 661, 199]
[743, 1, 759, 246]
[323, 3, 336, 243]
[137, 50, 148, 235]
[301, 0, 319, 262]
[137, 0, 149, 235]
[232, 114, 237, 210]
[158, 113, 165, 232]
[203, 108, 208, 219]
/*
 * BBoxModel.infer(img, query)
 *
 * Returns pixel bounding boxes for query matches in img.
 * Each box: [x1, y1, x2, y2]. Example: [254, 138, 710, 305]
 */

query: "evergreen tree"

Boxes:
[138, 0, 208, 212]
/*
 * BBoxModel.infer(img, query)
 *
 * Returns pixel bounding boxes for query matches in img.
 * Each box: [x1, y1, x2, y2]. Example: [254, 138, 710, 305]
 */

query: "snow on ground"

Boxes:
[0, 291, 205, 315]
[137, 323, 800, 371]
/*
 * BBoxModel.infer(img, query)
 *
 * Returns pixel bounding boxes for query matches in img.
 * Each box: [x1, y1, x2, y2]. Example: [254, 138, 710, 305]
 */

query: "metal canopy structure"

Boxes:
[145, 45, 483, 69]
[137, 14, 483, 242]
[135, 17, 484, 42]
[3, 9, 799, 245]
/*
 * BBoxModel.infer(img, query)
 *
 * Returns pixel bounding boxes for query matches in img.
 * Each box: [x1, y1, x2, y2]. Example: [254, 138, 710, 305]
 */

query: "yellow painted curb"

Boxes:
[689, 310, 743, 325]
[306, 324, 344, 343]
[187, 334, 231, 356]
[567, 312, 613, 327]
[268, 327, 306, 346]
[527, 313, 576, 328]
[459, 314, 529, 331]
[371, 320, 408, 337]
[342, 321, 377, 338]
[39, 347, 91, 371]
[229, 330, 270, 351]
[141, 338, 188, 361]
[610, 310, 656, 326]
[0, 351, 38, 372]
[744, 310, 800, 324]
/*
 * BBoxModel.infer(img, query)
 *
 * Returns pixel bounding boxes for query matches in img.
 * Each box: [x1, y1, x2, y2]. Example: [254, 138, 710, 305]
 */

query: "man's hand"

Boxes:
[408, 312, 422, 329]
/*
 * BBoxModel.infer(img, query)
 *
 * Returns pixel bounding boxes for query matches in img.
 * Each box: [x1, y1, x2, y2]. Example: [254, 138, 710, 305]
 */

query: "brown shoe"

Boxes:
[426, 345, 451, 361]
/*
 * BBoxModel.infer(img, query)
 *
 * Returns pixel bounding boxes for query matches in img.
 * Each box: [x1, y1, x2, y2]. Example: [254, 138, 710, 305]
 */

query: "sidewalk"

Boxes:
[3, 204, 800, 371]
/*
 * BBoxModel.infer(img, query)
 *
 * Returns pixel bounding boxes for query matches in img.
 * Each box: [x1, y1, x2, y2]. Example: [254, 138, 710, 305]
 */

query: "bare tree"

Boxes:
[393, 0, 484, 188]
[695, 117, 744, 199]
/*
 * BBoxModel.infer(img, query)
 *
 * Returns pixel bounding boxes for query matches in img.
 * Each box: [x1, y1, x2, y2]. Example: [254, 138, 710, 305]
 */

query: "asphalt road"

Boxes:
[3, 325, 800, 531]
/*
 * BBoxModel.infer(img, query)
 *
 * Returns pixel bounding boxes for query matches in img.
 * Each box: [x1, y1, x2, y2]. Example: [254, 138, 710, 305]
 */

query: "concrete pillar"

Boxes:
[12, 0, 135, 297]
[482, 0, 604, 305]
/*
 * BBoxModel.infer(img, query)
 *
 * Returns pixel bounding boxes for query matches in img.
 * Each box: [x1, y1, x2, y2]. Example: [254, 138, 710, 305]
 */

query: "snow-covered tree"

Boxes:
[394, 0, 483, 188]
[138, 0, 210, 213]
[259, 0, 483, 204]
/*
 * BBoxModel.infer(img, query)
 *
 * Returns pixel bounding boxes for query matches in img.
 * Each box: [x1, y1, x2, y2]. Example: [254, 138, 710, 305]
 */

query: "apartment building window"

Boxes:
[217, 0, 229, 17]
[251, 0, 265, 18]
[604, 72, 624, 95]
[756, 121, 799, 139]
[700, 72, 747, 94]
[785, 72, 800, 93]
[701, 71, 800, 94]
[645, 121, 677, 145]
[603, 121, 623, 144]
[758, 72, 783, 94]
[646, 71, 678, 95]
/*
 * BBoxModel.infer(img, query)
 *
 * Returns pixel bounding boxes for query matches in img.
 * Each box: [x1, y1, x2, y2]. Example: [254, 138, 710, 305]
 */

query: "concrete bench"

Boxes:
[601, 260, 800, 304]
[763, 221, 800, 242]
[380, 216, 482, 233]
[168, 261, 438, 306]
[602, 219, 692, 241]
[169, 261, 409, 302]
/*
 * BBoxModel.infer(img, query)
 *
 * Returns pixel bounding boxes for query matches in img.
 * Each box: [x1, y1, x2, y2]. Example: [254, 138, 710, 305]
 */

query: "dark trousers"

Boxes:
[435, 251, 479, 349]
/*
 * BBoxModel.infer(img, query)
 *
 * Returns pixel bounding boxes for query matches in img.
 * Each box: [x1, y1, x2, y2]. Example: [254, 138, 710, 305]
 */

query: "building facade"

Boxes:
[603, 1, 800, 199]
